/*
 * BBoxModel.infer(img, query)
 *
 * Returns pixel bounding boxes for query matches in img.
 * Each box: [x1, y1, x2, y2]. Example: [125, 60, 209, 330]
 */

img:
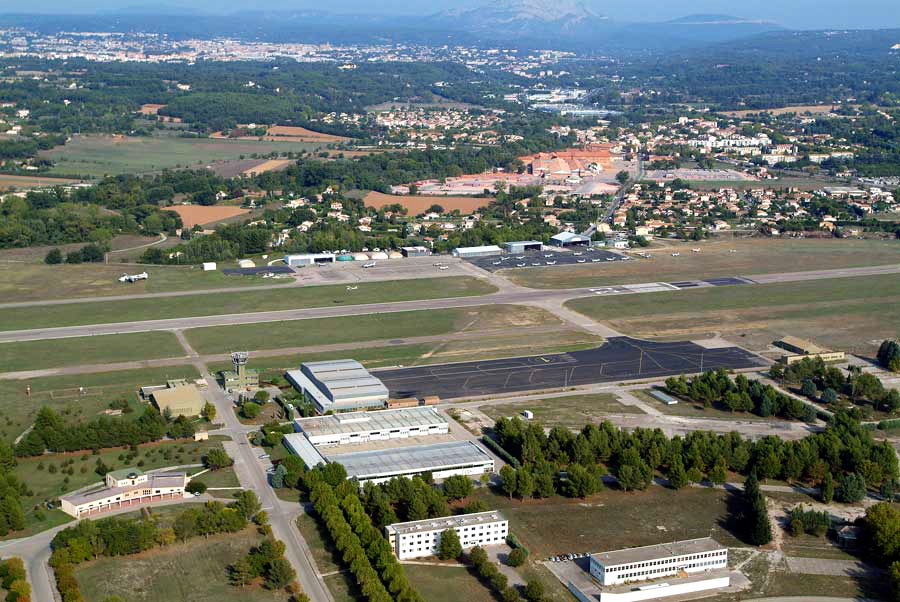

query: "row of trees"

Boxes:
[44, 244, 106, 265]
[51, 492, 263, 602]
[0, 557, 30, 602]
[862, 503, 900, 601]
[0, 439, 25, 537]
[664, 370, 815, 421]
[742, 474, 772, 545]
[492, 411, 898, 496]
[15, 406, 195, 457]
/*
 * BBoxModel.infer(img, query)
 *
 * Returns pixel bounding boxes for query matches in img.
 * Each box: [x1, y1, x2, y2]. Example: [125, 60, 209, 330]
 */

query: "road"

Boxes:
[2, 262, 900, 344]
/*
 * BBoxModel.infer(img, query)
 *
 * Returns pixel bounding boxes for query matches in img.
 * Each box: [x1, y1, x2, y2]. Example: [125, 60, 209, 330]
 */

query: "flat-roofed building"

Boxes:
[400, 246, 430, 257]
[283, 432, 328, 469]
[502, 240, 544, 254]
[284, 253, 336, 266]
[150, 384, 205, 417]
[286, 359, 389, 414]
[589, 538, 728, 587]
[385, 511, 508, 560]
[60, 469, 187, 518]
[329, 440, 494, 485]
[452, 245, 502, 258]
[294, 407, 448, 447]
[775, 336, 845, 364]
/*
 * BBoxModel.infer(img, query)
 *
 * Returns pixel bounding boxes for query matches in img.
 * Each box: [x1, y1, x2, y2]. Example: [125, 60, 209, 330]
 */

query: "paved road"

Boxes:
[3, 263, 900, 344]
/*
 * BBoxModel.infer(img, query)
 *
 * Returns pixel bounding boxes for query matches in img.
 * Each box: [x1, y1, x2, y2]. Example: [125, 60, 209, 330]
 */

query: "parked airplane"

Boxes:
[346, 285, 358, 291]
[362, 261, 377, 268]
[118, 272, 148, 283]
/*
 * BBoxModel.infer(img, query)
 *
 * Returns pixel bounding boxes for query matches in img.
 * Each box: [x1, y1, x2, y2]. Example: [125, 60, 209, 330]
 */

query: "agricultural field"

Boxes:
[185, 304, 560, 355]
[0, 261, 281, 303]
[75, 529, 291, 602]
[565, 272, 900, 355]
[0, 331, 185, 373]
[479, 393, 641, 429]
[363, 190, 491, 215]
[163, 204, 250, 228]
[0, 276, 496, 331]
[718, 105, 856, 117]
[0, 365, 199, 444]
[39, 134, 326, 178]
[506, 238, 900, 289]
[0, 174, 81, 191]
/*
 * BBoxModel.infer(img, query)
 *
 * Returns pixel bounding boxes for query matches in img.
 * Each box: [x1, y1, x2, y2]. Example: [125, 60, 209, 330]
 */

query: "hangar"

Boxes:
[550, 231, 591, 247]
[284, 253, 336, 267]
[286, 359, 389, 414]
[452, 245, 502, 258]
[502, 240, 544, 254]
[294, 407, 448, 447]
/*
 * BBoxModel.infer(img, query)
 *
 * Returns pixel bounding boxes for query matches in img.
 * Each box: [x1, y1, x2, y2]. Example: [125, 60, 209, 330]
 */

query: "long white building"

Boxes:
[294, 407, 448, 447]
[60, 469, 187, 519]
[385, 511, 508, 560]
[589, 538, 728, 587]
[330, 440, 495, 485]
[286, 359, 389, 414]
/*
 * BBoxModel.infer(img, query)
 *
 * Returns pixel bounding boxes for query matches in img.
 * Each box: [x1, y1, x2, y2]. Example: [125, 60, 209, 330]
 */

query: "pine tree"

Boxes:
[437, 529, 462, 560]
[821, 472, 835, 503]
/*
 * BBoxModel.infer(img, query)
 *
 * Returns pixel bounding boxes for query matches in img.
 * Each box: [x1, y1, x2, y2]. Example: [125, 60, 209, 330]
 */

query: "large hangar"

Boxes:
[286, 359, 389, 414]
[294, 407, 448, 446]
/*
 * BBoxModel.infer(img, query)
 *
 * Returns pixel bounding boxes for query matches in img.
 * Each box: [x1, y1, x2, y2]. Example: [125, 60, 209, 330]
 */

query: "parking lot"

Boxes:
[465, 248, 630, 272]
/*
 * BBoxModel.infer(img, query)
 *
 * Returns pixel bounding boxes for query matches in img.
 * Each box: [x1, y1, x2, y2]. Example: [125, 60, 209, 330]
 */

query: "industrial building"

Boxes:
[286, 359, 389, 414]
[385, 511, 508, 560]
[283, 432, 328, 469]
[284, 253, 336, 267]
[550, 232, 591, 247]
[400, 246, 430, 257]
[144, 380, 205, 417]
[60, 469, 187, 518]
[328, 440, 494, 485]
[294, 407, 448, 447]
[775, 336, 845, 364]
[452, 245, 502, 258]
[589, 538, 728, 587]
[502, 240, 544, 254]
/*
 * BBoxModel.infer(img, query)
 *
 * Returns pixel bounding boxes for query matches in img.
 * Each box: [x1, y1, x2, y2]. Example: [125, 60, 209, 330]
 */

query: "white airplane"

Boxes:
[671, 252, 680, 257]
[545, 261, 557, 265]
[691, 248, 701, 253]
[573, 252, 583, 256]
[118, 272, 148, 283]
[346, 285, 358, 291]
[438, 265, 449, 270]
[591, 258, 602, 262]
[605, 257, 616, 261]
[517, 263, 526, 267]
[362, 261, 377, 268]
[577, 259, 586, 263]
[729, 249, 738, 253]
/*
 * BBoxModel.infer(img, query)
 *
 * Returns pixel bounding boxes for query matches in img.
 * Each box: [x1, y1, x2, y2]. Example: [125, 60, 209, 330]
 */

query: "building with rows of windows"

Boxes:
[589, 538, 728, 586]
[385, 511, 508, 560]
[60, 469, 187, 519]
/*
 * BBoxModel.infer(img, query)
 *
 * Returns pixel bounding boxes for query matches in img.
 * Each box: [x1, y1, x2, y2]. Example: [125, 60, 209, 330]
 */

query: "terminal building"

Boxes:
[385, 511, 508, 560]
[589, 537, 729, 584]
[60, 469, 187, 519]
[294, 407, 448, 447]
[286, 360, 389, 414]
[330, 440, 494, 485]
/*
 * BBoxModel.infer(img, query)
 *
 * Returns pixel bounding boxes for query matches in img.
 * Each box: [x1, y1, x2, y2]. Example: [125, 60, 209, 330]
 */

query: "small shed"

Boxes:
[202, 262, 217, 271]
[650, 390, 678, 405]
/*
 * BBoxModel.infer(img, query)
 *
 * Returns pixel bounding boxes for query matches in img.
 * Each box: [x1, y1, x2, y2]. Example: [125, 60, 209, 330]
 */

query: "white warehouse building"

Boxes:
[589, 538, 728, 587]
[329, 440, 494, 485]
[294, 407, 448, 447]
[286, 359, 389, 414]
[385, 511, 508, 560]
[452, 245, 502, 258]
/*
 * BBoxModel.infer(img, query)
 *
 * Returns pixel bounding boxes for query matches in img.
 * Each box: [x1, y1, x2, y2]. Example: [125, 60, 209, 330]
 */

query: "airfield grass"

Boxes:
[206, 330, 602, 380]
[631, 389, 784, 422]
[0, 331, 185, 373]
[41, 133, 323, 178]
[0, 365, 199, 444]
[566, 273, 900, 355]
[185, 304, 560, 355]
[479, 393, 641, 429]
[0, 262, 279, 303]
[0, 276, 496, 331]
[75, 529, 291, 602]
[506, 238, 900, 289]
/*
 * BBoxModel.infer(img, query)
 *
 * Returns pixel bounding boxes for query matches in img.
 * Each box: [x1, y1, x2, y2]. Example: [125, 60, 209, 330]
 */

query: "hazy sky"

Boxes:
[2, 0, 899, 30]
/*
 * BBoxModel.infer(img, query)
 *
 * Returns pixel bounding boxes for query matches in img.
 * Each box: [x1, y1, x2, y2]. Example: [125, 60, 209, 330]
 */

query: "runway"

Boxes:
[376, 336, 766, 399]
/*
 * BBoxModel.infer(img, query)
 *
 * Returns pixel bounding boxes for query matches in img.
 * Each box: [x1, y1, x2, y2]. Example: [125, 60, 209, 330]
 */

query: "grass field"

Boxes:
[75, 529, 290, 602]
[0, 262, 280, 303]
[12, 436, 228, 537]
[404, 565, 495, 602]
[189, 465, 241, 489]
[0, 332, 185, 373]
[479, 393, 641, 429]
[185, 304, 559, 355]
[0, 365, 199, 443]
[40, 133, 325, 178]
[0, 276, 496, 331]
[566, 273, 900, 355]
[0, 174, 80, 191]
[631, 389, 780, 422]
[506, 238, 900, 289]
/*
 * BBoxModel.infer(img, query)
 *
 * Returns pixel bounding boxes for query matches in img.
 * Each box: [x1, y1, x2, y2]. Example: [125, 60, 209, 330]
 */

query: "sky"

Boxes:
[2, 0, 899, 30]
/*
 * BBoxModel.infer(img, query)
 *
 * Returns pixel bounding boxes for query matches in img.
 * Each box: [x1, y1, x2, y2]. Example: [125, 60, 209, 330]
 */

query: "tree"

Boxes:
[242, 402, 261, 419]
[437, 529, 462, 560]
[821, 388, 839, 405]
[744, 473, 772, 546]
[836, 473, 867, 503]
[44, 248, 62, 264]
[878, 340, 900, 372]
[186, 480, 207, 495]
[507, 547, 527, 567]
[801, 379, 818, 398]
[889, 562, 900, 602]
[499, 466, 517, 500]
[271, 464, 288, 488]
[254, 390, 270, 403]
[205, 448, 234, 470]
[615, 170, 629, 185]
[65, 249, 83, 264]
[230, 557, 254, 587]
[231, 490, 262, 520]
[708, 457, 728, 486]
[202, 401, 217, 422]
[442, 475, 474, 501]
[80, 244, 105, 263]
[821, 472, 835, 504]
[266, 557, 296, 589]
[524, 578, 545, 602]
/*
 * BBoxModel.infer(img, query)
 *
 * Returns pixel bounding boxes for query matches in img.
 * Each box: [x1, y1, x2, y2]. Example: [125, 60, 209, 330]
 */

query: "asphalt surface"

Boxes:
[376, 336, 766, 399]
[465, 248, 628, 272]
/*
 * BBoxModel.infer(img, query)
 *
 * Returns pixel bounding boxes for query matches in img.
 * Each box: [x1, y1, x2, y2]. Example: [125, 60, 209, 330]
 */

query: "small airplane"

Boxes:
[671, 252, 680, 257]
[605, 257, 616, 261]
[118, 272, 148, 283]
[362, 261, 377, 268]
[691, 248, 701, 253]
[577, 258, 586, 263]
[492, 261, 502, 265]
[729, 249, 738, 253]
[438, 265, 449, 270]
[346, 285, 358, 291]
[591, 258, 602, 262]
[545, 261, 557, 265]
[573, 252, 583, 256]
[517, 263, 526, 267]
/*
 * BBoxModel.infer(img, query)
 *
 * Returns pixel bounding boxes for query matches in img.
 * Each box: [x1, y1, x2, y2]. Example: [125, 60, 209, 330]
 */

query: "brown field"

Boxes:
[138, 104, 166, 115]
[719, 105, 858, 117]
[163, 205, 250, 227]
[0, 174, 80, 191]
[211, 125, 347, 143]
[241, 159, 293, 176]
[363, 191, 491, 215]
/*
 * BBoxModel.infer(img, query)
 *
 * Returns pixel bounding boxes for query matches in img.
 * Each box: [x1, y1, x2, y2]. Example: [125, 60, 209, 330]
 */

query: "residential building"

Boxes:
[385, 511, 508, 559]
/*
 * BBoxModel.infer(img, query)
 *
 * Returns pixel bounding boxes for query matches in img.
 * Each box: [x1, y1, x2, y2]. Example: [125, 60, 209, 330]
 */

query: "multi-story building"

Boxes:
[385, 511, 508, 559]
[589, 538, 728, 586]
[60, 469, 187, 519]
